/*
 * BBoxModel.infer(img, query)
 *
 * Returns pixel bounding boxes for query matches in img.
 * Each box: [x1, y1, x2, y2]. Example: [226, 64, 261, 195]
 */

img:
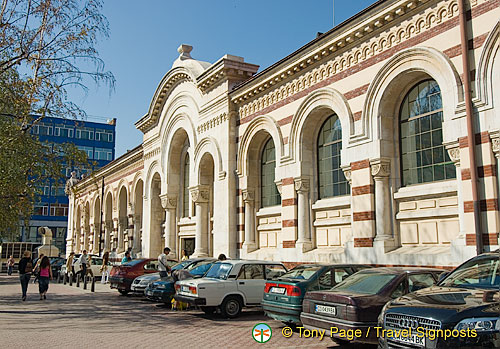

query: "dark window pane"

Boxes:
[423, 166, 433, 182]
[434, 164, 445, 181]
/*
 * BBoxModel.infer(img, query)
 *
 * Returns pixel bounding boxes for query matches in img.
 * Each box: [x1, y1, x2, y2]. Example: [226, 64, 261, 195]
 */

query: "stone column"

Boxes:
[295, 177, 313, 252]
[89, 224, 95, 254]
[489, 132, 500, 246]
[242, 189, 257, 253]
[370, 158, 393, 241]
[190, 185, 210, 257]
[132, 214, 142, 254]
[160, 194, 177, 258]
[104, 220, 112, 251]
[446, 143, 465, 239]
[112, 218, 118, 251]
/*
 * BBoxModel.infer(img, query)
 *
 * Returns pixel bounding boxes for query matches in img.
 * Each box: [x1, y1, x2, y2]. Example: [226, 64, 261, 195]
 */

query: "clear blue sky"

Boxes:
[73, 0, 377, 157]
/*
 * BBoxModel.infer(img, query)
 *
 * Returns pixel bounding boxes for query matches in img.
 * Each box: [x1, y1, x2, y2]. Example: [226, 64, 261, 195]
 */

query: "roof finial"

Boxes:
[177, 44, 193, 60]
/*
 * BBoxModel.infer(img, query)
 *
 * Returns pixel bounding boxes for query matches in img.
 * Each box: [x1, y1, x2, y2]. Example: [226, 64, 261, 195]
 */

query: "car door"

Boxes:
[237, 264, 265, 305]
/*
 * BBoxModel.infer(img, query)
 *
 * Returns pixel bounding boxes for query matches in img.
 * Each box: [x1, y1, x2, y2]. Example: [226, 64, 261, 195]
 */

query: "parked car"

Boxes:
[50, 257, 66, 281]
[109, 258, 177, 295]
[378, 251, 500, 348]
[130, 258, 206, 295]
[145, 259, 216, 303]
[174, 260, 287, 318]
[73, 255, 103, 278]
[301, 267, 442, 345]
[262, 263, 371, 325]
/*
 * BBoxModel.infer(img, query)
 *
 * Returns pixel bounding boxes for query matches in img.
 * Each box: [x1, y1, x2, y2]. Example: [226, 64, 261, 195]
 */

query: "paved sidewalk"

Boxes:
[0, 274, 345, 349]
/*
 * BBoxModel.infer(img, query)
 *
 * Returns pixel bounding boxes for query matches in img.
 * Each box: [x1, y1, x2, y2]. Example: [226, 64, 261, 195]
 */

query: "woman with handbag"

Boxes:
[18, 251, 33, 301]
[100, 251, 110, 284]
[38, 256, 52, 300]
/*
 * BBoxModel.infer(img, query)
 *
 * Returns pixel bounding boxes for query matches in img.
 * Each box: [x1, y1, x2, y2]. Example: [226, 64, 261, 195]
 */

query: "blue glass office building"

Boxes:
[20, 116, 116, 254]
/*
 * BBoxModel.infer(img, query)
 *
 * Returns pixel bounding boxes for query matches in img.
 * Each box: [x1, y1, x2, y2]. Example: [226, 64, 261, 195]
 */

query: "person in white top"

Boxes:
[158, 247, 171, 278]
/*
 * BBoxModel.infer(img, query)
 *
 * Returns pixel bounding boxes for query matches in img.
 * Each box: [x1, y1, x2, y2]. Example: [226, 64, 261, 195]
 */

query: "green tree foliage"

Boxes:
[0, 0, 114, 239]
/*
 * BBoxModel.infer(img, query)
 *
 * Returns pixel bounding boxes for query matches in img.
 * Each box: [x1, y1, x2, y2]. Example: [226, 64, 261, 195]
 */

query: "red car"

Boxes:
[109, 258, 177, 295]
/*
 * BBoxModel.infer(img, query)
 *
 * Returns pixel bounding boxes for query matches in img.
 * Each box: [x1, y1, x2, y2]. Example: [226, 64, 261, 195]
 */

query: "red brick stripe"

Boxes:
[283, 240, 296, 248]
[352, 184, 374, 196]
[277, 115, 293, 126]
[351, 159, 370, 171]
[354, 237, 373, 247]
[353, 211, 375, 221]
[237, 207, 244, 214]
[236, 242, 243, 249]
[282, 219, 298, 228]
[459, 131, 490, 148]
[353, 111, 362, 121]
[466, 233, 499, 246]
[443, 32, 489, 59]
[237, 224, 245, 231]
[478, 165, 496, 178]
[461, 168, 471, 181]
[282, 177, 294, 185]
[464, 199, 499, 213]
[344, 84, 369, 100]
[282, 198, 297, 207]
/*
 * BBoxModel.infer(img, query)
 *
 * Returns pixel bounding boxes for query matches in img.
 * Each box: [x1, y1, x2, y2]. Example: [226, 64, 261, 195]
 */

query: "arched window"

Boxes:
[317, 114, 349, 199]
[261, 138, 281, 207]
[182, 153, 190, 217]
[400, 79, 455, 186]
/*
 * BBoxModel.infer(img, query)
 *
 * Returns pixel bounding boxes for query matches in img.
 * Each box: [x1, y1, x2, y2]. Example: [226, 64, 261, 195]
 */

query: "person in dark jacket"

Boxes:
[18, 251, 33, 301]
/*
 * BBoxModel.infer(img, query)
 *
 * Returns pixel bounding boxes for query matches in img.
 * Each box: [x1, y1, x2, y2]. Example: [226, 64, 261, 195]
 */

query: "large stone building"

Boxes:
[66, 0, 500, 267]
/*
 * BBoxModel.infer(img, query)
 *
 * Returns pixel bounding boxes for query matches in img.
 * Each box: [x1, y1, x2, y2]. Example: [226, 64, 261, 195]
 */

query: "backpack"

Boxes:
[25, 259, 33, 274]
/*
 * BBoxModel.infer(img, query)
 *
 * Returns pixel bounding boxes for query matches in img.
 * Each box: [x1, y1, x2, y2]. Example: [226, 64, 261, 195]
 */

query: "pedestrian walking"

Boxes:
[77, 250, 88, 280]
[18, 251, 33, 301]
[66, 252, 75, 281]
[121, 251, 132, 264]
[100, 251, 110, 284]
[6, 255, 15, 275]
[180, 249, 189, 261]
[158, 247, 171, 278]
[32, 253, 44, 284]
[38, 256, 52, 300]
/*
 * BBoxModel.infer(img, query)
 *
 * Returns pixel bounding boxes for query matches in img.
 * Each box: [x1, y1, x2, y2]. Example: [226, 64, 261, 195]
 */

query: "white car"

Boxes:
[73, 254, 103, 279]
[174, 260, 287, 318]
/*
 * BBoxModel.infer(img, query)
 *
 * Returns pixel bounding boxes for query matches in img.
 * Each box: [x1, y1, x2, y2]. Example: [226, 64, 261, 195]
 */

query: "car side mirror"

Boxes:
[438, 271, 450, 283]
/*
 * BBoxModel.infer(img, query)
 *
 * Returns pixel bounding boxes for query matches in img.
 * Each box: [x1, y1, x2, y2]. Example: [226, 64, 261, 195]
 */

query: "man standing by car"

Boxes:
[77, 250, 88, 279]
[158, 247, 171, 278]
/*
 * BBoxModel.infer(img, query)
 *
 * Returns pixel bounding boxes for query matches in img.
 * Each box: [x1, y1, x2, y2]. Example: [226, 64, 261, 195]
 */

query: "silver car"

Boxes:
[131, 273, 161, 294]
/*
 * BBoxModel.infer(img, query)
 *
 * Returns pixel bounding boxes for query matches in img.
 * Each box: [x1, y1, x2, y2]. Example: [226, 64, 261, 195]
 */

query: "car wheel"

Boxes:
[220, 296, 242, 318]
[201, 306, 216, 315]
[118, 290, 129, 296]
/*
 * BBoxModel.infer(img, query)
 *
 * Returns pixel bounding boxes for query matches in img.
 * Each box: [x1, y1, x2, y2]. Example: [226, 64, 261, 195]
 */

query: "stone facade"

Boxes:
[67, 0, 500, 267]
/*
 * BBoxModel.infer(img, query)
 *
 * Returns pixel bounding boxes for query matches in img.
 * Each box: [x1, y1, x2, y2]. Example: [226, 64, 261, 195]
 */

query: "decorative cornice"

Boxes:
[135, 68, 193, 133]
[490, 131, 500, 158]
[274, 180, 283, 195]
[231, 0, 479, 120]
[341, 166, 352, 184]
[445, 141, 461, 165]
[197, 112, 228, 134]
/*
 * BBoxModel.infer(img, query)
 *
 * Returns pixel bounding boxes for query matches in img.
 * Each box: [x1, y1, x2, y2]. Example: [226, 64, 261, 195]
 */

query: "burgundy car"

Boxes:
[109, 258, 177, 295]
[300, 267, 443, 345]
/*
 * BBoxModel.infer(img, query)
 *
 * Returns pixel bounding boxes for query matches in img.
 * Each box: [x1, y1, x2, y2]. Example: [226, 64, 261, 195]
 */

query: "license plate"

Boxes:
[391, 332, 425, 347]
[315, 304, 336, 315]
[270, 287, 286, 294]
[182, 285, 190, 293]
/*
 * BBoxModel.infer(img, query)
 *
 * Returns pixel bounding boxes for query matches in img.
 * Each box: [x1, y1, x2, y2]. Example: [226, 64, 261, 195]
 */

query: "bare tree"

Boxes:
[0, 0, 115, 128]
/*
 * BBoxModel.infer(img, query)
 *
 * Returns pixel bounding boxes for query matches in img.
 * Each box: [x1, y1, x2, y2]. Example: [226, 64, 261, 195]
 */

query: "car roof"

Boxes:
[289, 263, 371, 268]
[186, 258, 217, 262]
[359, 267, 443, 274]
[216, 259, 284, 265]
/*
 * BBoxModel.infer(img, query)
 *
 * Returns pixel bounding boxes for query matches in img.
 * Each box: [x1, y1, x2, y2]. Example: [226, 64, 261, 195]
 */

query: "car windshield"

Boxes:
[279, 265, 322, 280]
[171, 260, 192, 271]
[439, 255, 500, 289]
[331, 271, 398, 294]
[122, 259, 143, 267]
[205, 263, 232, 280]
[190, 262, 214, 276]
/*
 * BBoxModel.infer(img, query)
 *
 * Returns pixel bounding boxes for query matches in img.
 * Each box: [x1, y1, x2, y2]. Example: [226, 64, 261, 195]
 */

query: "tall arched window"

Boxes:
[400, 79, 455, 186]
[261, 138, 281, 207]
[317, 114, 349, 199]
[182, 153, 190, 217]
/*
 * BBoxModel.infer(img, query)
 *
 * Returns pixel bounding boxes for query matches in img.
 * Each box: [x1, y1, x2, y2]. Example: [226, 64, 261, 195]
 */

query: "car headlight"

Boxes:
[455, 318, 500, 332]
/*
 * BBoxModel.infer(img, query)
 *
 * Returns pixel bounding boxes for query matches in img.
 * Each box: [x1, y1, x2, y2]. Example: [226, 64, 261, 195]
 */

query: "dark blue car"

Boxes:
[145, 258, 216, 303]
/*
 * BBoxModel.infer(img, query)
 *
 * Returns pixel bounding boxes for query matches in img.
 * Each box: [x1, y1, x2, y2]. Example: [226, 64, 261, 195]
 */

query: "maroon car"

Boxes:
[109, 258, 177, 295]
[300, 267, 443, 345]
